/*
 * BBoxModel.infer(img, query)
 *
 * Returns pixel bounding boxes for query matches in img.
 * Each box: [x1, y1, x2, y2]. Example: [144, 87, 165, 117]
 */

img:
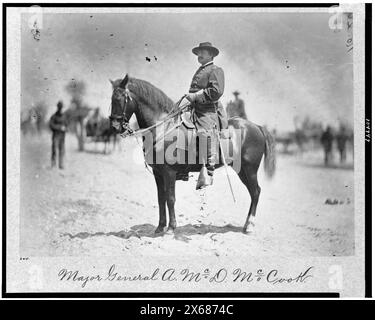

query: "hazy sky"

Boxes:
[21, 11, 353, 131]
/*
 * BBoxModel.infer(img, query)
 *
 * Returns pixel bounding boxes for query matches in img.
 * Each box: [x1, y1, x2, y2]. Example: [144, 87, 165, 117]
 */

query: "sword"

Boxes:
[216, 131, 236, 203]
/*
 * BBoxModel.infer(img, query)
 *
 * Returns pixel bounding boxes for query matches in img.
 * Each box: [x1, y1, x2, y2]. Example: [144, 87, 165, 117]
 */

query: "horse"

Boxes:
[86, 109, 118, 154]
[109, 74, 276, 234]
[64, 104, 92, 151]
[64, 105, 118, 153]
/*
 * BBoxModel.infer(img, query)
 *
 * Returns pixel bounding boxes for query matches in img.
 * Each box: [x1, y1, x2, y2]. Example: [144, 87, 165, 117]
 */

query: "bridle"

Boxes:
[109, 88, 190, 176]
[110, 89, 189, 138]
[109, 87, 134, 136]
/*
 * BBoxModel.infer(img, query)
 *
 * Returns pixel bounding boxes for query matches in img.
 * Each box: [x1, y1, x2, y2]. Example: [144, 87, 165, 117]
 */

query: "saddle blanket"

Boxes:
[175, 117, 233, 165]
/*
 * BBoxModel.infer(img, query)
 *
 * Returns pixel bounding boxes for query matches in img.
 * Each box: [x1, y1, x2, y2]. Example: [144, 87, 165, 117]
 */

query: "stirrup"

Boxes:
[196, 166, 213, 189]
[176, 172, 189, 181]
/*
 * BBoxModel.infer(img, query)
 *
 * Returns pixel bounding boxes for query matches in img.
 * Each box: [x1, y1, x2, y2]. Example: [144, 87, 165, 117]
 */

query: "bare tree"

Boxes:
[64, 80, 90, 151]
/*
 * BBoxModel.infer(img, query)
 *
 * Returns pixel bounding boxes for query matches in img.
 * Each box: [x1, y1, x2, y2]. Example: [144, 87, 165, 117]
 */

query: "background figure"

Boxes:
[49, 101, 68, 169]
[226, 91, 247, 120]
[336, 125, 349, 163]
[320, 125, 334, 166]
[34, 101, 48, 134]
[86, 107, 101, 137]
[20, 109, 32, 136]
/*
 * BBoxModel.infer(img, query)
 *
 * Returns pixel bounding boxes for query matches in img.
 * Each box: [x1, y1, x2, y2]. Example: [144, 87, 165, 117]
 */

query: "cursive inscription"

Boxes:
[57, 265, 314, 288]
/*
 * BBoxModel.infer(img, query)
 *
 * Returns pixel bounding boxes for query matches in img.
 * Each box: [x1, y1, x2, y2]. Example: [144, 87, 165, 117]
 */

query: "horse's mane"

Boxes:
[114, 77, 175, 113]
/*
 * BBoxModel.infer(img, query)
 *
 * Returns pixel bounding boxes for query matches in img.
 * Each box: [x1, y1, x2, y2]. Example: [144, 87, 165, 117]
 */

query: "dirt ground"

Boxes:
[20, 132, 354, 257]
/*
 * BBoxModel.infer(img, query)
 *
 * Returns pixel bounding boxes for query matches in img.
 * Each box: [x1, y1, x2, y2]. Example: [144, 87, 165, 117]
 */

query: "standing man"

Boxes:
[185, 42, 226, 188]
[336, 125, 349, 164]
[49, 101, 68, 169]
[226, 91, 248, 120]
[320, 125, 334, 166]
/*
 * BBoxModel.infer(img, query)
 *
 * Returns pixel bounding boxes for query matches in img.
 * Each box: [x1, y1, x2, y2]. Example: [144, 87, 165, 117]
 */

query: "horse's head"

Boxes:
[109, 74, 134, 135]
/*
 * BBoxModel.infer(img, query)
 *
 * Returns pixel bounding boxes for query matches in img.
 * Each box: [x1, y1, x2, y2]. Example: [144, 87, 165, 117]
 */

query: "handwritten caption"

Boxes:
[57, 265, 314, 288]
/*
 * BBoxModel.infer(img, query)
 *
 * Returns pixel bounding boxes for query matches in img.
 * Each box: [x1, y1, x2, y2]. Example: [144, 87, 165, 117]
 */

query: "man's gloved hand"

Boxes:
[185, 93, 197, 103]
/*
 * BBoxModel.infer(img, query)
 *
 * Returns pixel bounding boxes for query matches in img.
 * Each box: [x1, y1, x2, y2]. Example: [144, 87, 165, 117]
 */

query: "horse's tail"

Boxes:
[258, 126, 276, 179]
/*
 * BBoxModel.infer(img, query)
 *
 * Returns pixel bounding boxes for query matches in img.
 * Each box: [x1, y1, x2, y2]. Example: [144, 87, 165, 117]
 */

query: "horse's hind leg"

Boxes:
[238, 165, 261, 233]
[153, 169, 167, 233]
[165, 168, 177, 233]
[104, 137, 109, 154]
[113, 134, 117, 152]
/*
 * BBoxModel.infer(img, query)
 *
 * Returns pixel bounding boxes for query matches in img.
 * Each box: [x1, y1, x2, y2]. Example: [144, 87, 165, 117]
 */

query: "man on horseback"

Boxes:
[185, 42, 227, 188]
[226, 91, 248, 120]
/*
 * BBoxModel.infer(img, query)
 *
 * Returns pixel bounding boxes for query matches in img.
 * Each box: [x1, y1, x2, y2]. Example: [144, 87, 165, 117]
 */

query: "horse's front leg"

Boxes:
[165, 168, 177, 233]
[153, 170, 167, 233]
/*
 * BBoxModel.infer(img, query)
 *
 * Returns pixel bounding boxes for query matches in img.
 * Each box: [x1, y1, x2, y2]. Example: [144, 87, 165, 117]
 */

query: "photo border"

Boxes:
[1, 2, 371, 299]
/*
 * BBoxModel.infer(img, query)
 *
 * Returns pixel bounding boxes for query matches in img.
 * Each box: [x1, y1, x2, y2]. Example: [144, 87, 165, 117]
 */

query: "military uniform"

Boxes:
[183, 42, 228, 187]
[320, 127, 334, 165]
[49, 110, 68, 169]
[189, 61, 227, 132]
[336, 128, 349, 163]
[188, 60, 227, 178]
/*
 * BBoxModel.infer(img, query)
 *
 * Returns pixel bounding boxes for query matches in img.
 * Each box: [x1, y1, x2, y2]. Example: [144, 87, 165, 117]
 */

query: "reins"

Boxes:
[120, 94, 189, 138]
[126, 94, 189, 176]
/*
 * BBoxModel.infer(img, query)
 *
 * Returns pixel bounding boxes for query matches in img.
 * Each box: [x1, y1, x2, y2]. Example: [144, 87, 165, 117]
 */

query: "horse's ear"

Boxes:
[119, 74, 129, 89]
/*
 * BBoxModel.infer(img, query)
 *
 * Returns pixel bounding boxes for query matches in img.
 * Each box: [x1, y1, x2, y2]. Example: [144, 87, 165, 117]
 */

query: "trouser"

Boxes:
[198, 130, 217, 176]
[51, 131, 65, 168]
[217, 102, 228, 130]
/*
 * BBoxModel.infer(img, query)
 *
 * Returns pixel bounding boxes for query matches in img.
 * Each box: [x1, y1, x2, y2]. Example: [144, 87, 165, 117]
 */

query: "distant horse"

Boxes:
[86, 110, 118, 154]
[64, 106, 118, 153]
[274, 133, 294, 154]
[64, 105, 92, 151]
[20, 108, 44, 136]
[294, 129, 308, 154]
[21, 110, 34, 136]
[109, 75, 276, 234]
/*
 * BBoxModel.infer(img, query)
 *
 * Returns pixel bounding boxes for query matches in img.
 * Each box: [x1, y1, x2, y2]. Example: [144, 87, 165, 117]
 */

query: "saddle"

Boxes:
[180, 111, 195, 130]
[176, 111, 233, 167]
[181, 110, 231, 138]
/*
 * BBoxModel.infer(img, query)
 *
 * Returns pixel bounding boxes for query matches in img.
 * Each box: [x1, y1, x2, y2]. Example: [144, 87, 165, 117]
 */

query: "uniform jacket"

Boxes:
[189, 61, 227, 132]
[49, 111, 68, 133]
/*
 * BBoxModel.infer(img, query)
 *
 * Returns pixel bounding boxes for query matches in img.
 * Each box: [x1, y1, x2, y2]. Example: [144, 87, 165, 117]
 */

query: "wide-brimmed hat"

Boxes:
[233, 91, 240, 95]
[192, 42, 219, 57]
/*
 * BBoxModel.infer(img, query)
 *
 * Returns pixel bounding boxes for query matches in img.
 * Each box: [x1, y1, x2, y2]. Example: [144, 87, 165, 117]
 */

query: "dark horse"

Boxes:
[109, 75, 276, 234]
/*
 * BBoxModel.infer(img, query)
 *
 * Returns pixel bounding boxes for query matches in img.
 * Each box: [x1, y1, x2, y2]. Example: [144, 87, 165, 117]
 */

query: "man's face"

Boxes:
[197, 49, 213, 65]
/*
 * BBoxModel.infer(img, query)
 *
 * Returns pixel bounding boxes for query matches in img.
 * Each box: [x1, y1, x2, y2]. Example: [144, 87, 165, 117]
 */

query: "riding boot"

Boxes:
[196, 134, 215, 189]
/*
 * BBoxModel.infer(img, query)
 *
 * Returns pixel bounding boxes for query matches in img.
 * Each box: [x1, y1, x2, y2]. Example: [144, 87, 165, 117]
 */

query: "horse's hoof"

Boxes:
[243, 222, 255, 234]
[165, 227, 175, 235]
[154, 226, 165, 234]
